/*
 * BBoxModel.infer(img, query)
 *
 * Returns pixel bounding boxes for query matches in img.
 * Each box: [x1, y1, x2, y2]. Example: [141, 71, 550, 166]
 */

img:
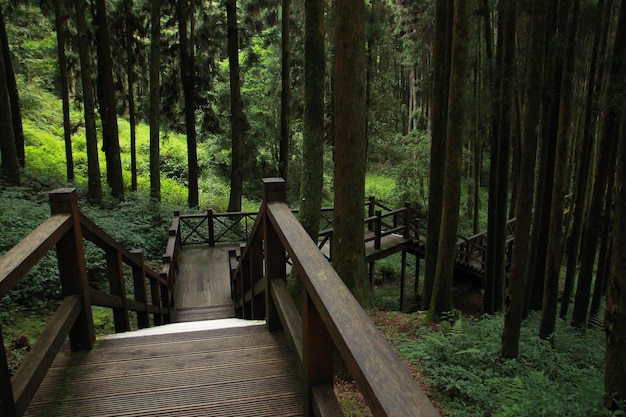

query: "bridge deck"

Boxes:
[24, 322, 303, 416]
[24, 245, 303, 416]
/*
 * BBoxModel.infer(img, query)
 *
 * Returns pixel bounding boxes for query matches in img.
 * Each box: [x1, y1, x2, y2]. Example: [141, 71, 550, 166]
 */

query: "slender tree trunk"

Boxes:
[74, 0, 102, 203]
[429, 0, 469, 320]
[178, 0, 199, 208]
[94, 0, 124, 199]
[525, 0, 562, 315]
[604, 3, 626, 402]
[0, 5, 24, 167]
[149, 0, 161, 202]
[299, 0, 325, 241]
[539, 0, 580, 340]
[125, 0, 137, 192]
[227, 0, 245, 213]
[560, 0, 605, 319]
[501, 0, 544, 359]
[53, 0, 74, 182]
[279, 0, 290, 183]
[333, 0, 367, 304]
[0, 29, 18, 184]
[424, 0, 452, 310]
[571, 0, 625, 328]
[590, 165, 615, 325]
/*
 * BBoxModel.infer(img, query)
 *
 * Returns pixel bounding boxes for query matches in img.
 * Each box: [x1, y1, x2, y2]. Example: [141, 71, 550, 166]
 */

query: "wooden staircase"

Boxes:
[24, 322, 303, 417]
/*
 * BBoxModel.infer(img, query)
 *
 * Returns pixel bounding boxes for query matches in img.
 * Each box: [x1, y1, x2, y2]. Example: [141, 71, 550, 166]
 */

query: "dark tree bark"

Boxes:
[74, 0, 102, 203]
[604, 6, 626, 404]
[124, 0, 137, 192]
[485, 2, 512, 314]
[149, 0, 161, 202]
[502, 0, 544, 359]
[429, 0, 470, 320]
[53, 0, 74, 182]
[0, 5, 24, 168]
[333, 0, 367, 304]
[524, 0, 562, 315]
[178, 0, 199, 208]
[94, 0, 124, 199]
[539, 0, 580, 340]
[279, 0, 290, 183]
[0, 26, 19, 184]
[227, 0, 245, 213]
[560, 0, 605, 320]
[299, 0, 324, 241]
[424, 0, 452, 310]
[571, 0, 625, 328]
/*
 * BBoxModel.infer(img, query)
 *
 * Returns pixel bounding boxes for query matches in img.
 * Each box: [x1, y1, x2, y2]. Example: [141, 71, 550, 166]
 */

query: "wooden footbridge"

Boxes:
[0, 182, 441, 417]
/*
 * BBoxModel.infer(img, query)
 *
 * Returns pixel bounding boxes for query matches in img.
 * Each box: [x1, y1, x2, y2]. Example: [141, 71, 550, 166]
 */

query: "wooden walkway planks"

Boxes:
[24, 323, 303, 417]
[175, 245, 236, 309]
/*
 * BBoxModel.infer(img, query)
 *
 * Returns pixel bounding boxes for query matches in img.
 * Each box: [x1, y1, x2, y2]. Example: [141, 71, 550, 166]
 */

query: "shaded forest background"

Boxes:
[1, 0, 626, 414]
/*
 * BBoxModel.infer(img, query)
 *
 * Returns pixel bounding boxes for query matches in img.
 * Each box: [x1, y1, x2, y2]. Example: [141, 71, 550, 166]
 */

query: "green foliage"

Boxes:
[393, 313, 607, 416]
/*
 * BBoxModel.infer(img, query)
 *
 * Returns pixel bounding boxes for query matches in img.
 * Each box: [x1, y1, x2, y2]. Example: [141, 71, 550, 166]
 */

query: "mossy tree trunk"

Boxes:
[429, 0, 469, 320]
[73, 0, 102, 204]
[333, 0, 368, 304]
[149, 0, 161, 202]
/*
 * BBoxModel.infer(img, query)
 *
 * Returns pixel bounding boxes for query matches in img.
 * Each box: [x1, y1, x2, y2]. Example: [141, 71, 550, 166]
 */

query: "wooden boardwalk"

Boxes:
[24, 245, 304, 416]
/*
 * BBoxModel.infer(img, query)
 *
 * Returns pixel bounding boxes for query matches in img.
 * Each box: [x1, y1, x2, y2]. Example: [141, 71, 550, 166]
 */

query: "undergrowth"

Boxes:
[391, 312, 611, 417]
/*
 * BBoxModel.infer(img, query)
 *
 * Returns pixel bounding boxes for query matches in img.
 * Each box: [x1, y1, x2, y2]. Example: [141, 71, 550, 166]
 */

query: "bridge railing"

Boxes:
[231, 178, 440, 417]
[0, 189, 171, 417]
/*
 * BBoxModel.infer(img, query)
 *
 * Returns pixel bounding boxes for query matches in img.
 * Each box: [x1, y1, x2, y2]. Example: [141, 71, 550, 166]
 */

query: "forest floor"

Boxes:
[334, 287, 484, 417]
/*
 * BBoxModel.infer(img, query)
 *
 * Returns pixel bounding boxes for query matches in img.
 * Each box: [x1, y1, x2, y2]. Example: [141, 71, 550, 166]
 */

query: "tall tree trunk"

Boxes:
[178, 0, 199, 208]
[53, 0, 74, 182]
[149, 0, 161, 202]
[299, 0, 324, 241]
[0, 27, 18, 184]
[485, 3, 510, 314]
[501, 0, 544, 359]
[0, 5, 24, 167]
[429, 0, 469, 320]
[524, 0, 562, 315]
[333, 0, 367, 304]
[560, 0, 605, 319]
[279, 0, 290, 183]
[604, 5, 626, 403]
[95, 0, 124, 199]
[227, 0, 245, 213]
[74, 0, 102, 204]
[125, 0, 137, 192]
[424, 0, 452, 310]
[571, 0, 624, 328]
[539, 0, 580, 340]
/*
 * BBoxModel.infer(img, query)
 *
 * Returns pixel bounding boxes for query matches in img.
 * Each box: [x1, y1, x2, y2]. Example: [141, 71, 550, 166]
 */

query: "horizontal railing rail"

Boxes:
[0, 188, 172, 417]
[232, 178, 440, 417]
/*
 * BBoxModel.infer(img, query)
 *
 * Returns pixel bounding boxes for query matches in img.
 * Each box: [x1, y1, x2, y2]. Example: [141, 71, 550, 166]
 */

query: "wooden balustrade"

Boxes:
[0, 188, 171, 417]
[233, 178, 440, 417]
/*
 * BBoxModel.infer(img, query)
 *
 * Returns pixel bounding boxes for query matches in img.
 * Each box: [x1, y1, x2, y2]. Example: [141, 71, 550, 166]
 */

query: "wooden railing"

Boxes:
[0, 189, 171, 417]
[232, 178, 440, 417]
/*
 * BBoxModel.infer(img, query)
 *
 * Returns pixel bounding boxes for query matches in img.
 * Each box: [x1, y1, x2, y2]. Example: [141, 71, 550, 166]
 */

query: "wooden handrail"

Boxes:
[233, 178, 440, 417]
[0, 188, 172, 417]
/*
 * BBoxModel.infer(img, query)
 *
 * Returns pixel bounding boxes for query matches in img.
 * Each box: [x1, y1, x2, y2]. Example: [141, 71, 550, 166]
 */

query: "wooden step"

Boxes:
[171, 304, 236, 322]
[24, 323, 303, 416]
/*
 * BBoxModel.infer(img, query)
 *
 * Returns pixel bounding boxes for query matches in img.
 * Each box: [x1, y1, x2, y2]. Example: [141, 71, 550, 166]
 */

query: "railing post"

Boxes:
[375, 210, 382, 250]
[0, 324, 17, 417]
[403, 202, 411, 239]
[368, 196, 376, 231]
[208, 209, 215, 246]
[303, 292, 334, 416]
[106, 250, 130, 332]
[263, 178, 287, 332]
[151, 278, 163, 325]
[49, 188, 94, 350]
[131, 249, 150, 329]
